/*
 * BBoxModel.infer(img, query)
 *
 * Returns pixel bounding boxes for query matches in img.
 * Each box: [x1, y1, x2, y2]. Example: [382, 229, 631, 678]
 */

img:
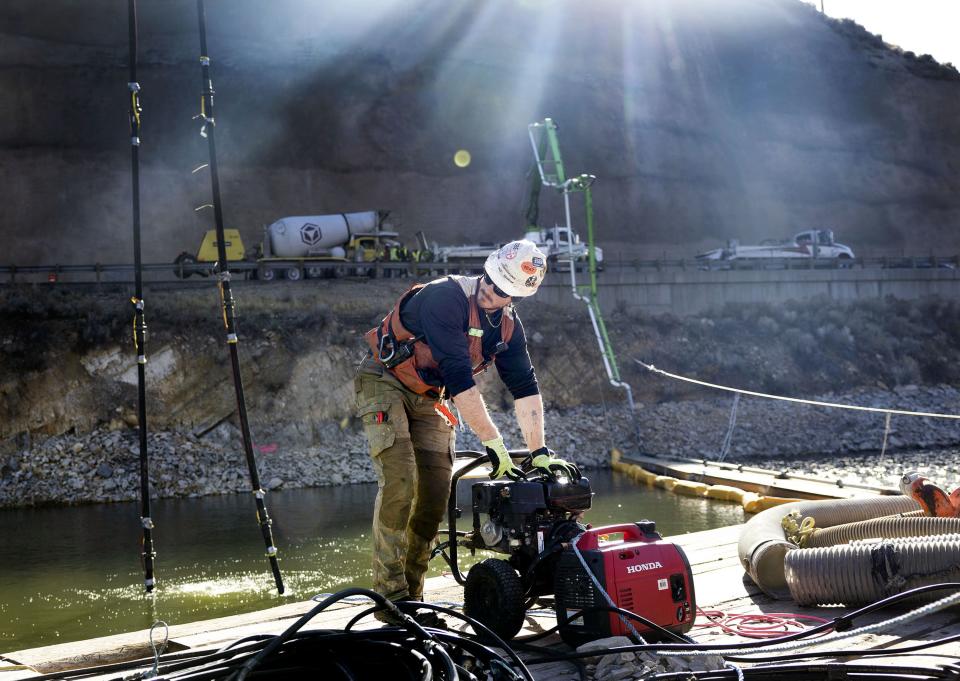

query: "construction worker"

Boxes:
[355, 239, 579, 626]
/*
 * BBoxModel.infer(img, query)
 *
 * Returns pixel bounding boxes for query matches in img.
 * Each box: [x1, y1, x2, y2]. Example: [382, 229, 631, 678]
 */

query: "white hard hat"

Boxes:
[483, 239, 547, 298]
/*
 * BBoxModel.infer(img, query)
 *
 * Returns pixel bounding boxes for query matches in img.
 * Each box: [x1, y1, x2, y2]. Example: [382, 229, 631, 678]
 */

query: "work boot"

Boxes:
[410, 610, 449, 630]
[374, 602, 448, 630]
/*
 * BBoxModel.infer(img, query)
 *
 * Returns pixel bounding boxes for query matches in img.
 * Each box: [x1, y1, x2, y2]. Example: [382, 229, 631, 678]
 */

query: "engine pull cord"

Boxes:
[195, 0, 283, 595]
[126, 0, 155, 594]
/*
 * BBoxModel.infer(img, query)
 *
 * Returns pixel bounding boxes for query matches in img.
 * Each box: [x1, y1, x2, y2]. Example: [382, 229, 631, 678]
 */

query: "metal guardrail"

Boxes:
[0, 260, 493, 285]
[0, 255, 956, 285]
[633, 255, 960, 271]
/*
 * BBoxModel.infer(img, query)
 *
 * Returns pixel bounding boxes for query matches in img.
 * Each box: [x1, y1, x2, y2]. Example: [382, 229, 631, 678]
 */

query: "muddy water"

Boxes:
[0, 470, 746, 652]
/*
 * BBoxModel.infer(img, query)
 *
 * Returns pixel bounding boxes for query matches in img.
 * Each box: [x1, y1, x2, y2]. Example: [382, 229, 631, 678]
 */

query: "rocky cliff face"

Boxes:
[4, 281, 960, 449]
[4, 282, 960, 507]
[0, 0, 958, 266]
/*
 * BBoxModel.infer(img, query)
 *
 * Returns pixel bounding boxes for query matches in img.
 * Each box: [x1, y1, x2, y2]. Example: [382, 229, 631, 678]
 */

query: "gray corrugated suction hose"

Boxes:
[785, 536, 960, 606]
[806, 516, 960, 547]
[737, 496, 919, 599]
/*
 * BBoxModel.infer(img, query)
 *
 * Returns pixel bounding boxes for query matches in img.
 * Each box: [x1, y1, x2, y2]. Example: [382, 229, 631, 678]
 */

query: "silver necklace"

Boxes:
[485, 310, 502, 329]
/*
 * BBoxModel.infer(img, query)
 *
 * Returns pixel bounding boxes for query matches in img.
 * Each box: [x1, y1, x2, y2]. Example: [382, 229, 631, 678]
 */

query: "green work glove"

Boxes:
[529, 447, 581, 481]
[483, 437, 525, 481]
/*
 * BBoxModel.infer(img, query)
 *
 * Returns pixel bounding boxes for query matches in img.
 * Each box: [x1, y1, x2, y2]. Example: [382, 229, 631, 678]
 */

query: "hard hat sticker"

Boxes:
[499, 265, 519, 283]
[524, 275, 539, 287]
[520, 261, 537, 274]
[532, 256, 544, 267]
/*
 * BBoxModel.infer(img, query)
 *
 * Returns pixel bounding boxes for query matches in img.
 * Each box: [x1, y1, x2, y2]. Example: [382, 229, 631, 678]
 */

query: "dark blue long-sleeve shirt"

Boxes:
[398, 277, 539, 399]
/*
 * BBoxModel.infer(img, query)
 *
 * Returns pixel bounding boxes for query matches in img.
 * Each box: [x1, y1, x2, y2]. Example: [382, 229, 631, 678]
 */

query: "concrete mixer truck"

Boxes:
[173, 210, 402, 280]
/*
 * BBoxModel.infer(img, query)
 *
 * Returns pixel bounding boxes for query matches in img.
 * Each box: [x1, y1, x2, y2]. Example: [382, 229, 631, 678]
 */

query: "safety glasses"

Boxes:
[483, 272, 512, 300]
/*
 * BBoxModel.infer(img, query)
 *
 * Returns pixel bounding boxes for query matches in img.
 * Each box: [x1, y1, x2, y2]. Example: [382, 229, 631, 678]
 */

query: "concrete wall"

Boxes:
[536, 266, 960, 316]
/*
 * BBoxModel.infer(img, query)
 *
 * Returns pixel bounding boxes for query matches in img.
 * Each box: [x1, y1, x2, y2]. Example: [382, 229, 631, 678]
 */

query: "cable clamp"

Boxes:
[265, 546, 278, 558]
[193, 111, 215, 138]
[144, 577, 155, 588]
[141, 516, 155, 529]
[138, 355, 147, 365]
[200, 55, 210, 66]
[254, 489, 266, 499]
[131, 136, 140, 147]
[226, 333, 238, 344]
[128, 81, 141, 92]
[131, 297, 145, 311]
[217, 270, 232, 282]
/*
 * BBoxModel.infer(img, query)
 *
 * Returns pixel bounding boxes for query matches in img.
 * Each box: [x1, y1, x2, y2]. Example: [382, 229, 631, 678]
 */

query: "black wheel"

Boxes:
[173, 252, 196, 278]
[259, 266, 276, 282]
[464, 558, 526, 640]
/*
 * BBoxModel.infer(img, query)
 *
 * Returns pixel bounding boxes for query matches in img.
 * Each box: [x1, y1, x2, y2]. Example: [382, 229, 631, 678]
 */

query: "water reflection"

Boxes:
[0, 469, 745, 651]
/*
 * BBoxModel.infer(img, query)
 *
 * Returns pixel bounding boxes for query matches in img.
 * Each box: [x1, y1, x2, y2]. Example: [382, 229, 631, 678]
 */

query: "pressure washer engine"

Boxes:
[455, 469, 696, 644]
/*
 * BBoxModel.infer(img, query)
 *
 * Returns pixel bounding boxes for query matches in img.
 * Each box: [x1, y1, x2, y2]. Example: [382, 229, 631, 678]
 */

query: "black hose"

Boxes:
[231, 589, 427, 681]
[194, 0, 283, 595]
[425, 640, 456, 681]
[393, 601, 533, 681]
[125, 0, 155, 595]
[342, 598, 532, 681]
[642, 663, 952, 680]
[520, 582, 960, 665]
[516, 604, 689, 645]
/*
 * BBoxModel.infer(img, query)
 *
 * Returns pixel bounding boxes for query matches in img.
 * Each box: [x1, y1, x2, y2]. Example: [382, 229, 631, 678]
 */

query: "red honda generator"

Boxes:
[438, 452, 697, 645]
[554, 522, 696, 645]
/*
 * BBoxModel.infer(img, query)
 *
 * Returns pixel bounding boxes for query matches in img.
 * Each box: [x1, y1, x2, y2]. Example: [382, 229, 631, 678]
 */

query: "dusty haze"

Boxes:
[1, 0, 958, 265]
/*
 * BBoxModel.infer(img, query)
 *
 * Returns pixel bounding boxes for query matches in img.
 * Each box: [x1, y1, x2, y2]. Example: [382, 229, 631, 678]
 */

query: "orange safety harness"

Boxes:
[364, 276, 515, 399]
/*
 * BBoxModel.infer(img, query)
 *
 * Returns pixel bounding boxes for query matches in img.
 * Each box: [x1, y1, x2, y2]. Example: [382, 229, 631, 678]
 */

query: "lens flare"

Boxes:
[453, 149, 472, 168]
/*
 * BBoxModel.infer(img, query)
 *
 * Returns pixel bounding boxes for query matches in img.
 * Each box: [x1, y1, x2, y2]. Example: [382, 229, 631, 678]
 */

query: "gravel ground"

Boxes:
[2, 385, 959, 508]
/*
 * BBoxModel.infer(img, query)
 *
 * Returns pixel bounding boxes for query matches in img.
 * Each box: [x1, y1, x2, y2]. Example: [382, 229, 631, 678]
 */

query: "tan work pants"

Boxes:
[355, 359, 455, 602]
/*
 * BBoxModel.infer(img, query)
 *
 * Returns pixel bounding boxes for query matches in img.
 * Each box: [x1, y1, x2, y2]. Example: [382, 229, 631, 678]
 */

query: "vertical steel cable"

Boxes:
[127, 0, 155, 592]
[195, 0, 284, 594]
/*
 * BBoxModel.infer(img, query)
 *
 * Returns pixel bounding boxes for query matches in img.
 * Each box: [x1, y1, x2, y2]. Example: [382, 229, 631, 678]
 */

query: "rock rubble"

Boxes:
[2, 385, 960, 508]
[574, 636, 726, 680]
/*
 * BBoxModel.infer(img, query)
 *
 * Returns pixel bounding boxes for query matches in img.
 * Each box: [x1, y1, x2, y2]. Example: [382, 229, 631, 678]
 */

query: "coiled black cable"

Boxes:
[18, 583, 959, 681]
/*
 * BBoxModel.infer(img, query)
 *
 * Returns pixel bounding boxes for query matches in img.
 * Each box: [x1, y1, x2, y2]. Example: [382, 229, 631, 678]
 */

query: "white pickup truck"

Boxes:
[696, 229, 855, 262]
[434, 226, 603, 267]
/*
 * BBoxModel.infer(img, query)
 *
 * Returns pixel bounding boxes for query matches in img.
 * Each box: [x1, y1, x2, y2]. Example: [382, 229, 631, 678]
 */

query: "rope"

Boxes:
[781, 511, 817, 548]
[716, 393, 740, 463]
[879, 412, 893, 459]
[571, 533, 646, 642]
[660, 588, 960, 658]
[144, 620, 169, 678]
[695, 607, 829, 639]
[635, 360, 960, 419]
